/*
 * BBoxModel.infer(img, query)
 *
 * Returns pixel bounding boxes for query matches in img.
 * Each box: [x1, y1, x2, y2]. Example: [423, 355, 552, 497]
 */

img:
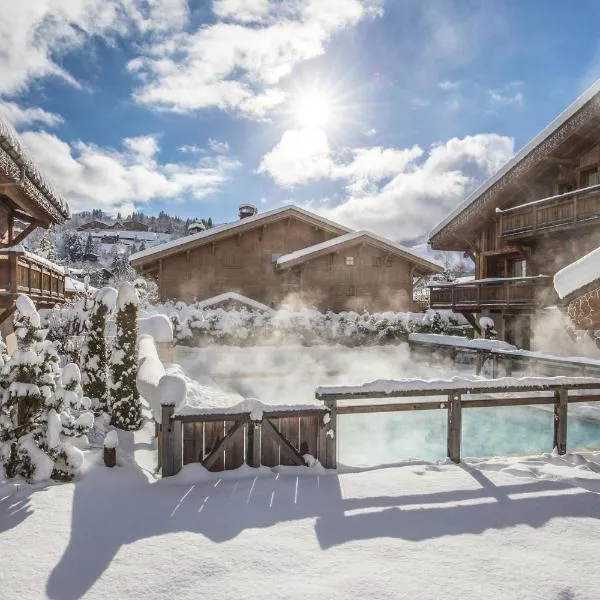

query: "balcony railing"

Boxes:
[429, 276, 554, 312]
[498, 183, 600, 238]
[0, 249, 65, 306]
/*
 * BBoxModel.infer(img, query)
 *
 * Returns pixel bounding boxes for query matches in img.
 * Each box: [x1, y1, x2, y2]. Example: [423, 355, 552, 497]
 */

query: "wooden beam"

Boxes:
[447, 393, 461, 463]
[202, 420, 245, 470]
[247, 421, 261, 468]
[553, 389, 568, 455]
[0, 304, 16, 326]
[324, 400, 337, 469]
[7, 221, 39, 247]
[261, 417, 305, 466]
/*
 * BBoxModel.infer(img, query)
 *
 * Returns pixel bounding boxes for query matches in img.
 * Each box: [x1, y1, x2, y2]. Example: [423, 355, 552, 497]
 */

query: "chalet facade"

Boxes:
[130, 206, 442, 312]
[428, 80, 600, 348]
[0, 115, 70, 325]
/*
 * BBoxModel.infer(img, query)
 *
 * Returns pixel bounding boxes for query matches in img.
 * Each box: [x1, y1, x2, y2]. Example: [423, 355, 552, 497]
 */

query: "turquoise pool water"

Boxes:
[339, 404, 600, 467]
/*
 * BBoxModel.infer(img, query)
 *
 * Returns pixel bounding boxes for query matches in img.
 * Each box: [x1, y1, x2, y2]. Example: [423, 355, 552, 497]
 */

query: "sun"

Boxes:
[292, 91, 332, 130]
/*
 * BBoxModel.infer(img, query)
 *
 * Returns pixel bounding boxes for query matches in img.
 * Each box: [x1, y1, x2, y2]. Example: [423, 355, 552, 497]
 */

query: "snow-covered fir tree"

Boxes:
[81, 287, 117, 415]
[84, 233, 94, 256]
[110, 283, 142, 430]
[0, 296, 92, 482]
[36, 232, 58, 262]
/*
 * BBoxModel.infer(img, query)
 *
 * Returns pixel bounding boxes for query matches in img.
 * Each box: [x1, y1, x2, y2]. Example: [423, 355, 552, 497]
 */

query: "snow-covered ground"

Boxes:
[2, 405, 600, 599]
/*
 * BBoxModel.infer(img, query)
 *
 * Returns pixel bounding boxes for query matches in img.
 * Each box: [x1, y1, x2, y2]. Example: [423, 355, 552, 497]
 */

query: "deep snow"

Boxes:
[2, 406, 600, 599]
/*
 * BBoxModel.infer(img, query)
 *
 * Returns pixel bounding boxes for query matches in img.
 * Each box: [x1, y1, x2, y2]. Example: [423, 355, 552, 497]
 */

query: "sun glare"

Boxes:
[293, 91, 332, 129]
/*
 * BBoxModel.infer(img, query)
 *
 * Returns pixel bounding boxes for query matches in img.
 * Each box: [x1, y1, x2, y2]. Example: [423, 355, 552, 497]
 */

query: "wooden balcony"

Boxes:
[0, 249, 65, 315]
[429, 276, 554, 313]
[498, 183, 600, 239]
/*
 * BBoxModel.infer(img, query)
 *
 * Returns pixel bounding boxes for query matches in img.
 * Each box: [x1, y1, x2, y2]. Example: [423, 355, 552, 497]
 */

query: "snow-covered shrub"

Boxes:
[146, 301, 468, 347]
[0, 295, 93, 482]
[81, 287, 117, 415]
[110, 283, 142, 431]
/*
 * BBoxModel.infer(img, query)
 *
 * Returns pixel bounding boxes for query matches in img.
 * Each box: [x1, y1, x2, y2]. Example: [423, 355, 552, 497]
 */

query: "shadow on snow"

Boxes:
[44, 456, 600, 599]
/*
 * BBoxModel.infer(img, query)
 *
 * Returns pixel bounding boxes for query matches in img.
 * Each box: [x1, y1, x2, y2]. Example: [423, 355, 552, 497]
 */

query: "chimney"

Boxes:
[239, 203, 258, 219]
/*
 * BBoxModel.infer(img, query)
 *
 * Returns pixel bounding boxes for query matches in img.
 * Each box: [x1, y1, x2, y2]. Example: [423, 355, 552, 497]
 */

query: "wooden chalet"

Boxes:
[0, 115, 70, 324]
[130, 205, 443, 312]
[429, 80, 600, 348]
[77, 219, 109, 231]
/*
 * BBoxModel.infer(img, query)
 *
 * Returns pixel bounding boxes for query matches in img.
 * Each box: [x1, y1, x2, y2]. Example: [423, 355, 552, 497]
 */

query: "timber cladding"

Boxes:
[134, 209, 437, 312]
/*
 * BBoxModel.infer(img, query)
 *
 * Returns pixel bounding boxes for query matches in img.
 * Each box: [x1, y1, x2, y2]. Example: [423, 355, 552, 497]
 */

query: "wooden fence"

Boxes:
[316, 379, 600, 466]
[408, 334, 600, 378]
[160, 404, 332, 477]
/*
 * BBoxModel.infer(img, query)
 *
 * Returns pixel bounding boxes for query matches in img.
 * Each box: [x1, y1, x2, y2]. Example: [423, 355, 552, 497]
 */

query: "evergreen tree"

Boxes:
[0, 296, 92, 482]
[81, 287, 117, 415]
[84, 233, 94, 255]
[429, 312, 447, 334]
[110, 283, 142, 430]
[36, 233, 57, 261]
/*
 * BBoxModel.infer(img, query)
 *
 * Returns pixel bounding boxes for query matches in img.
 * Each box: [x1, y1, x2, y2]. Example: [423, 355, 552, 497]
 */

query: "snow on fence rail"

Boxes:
[408, 332, 600, 377]
[315, 376, 600, 465]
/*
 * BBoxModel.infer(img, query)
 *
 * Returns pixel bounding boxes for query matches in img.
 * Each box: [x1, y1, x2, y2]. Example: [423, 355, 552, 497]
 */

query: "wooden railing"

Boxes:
[0, 250, 65, 305]
[429, 276, 554, 311]
[498, 183, 600, 238]
[316, 377, 600, 465]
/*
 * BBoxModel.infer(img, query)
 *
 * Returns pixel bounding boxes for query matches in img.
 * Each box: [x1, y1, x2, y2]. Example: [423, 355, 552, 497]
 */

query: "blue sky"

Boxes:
[2, 0, 600, 243]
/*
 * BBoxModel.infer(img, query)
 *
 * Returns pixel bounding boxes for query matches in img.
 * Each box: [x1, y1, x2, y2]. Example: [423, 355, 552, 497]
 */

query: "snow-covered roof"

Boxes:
[276, 230, 444, 273]
[0, 113, 70, 223]
[430, 79, 600, 241]
[129, 205, 350, 264]
[316, 375, 600, 398]
[554, 246, 600, 300]
[195, 292, 275, 314]
[65, 277, 96, 294]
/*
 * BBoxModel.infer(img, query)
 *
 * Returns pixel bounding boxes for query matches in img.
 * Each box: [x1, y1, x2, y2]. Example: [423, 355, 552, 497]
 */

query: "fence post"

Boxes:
[324, 400, 337, 469]
[553, 388, 568, 455]
[161, 403, 175, 477]
[247, 420, 261, 467]
[447, 393, 462, 463]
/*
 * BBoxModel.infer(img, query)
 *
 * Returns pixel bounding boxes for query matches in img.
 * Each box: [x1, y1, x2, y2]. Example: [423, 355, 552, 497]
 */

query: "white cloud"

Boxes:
[19, 131, 240, 215]
[0, 0, 188, 97]
[129, 0, 383, 119]
[487, 82, 524, 107]
[438, 80, 461, 91]
[311, 134, 515, 241]
[259, 130, 514, 241]
[178, 145, 202, 154]
[258, 128, 423, 192]
[258, 129, 333, 187]
[0, 100, 63, 127]
[208, 138, 230, 154]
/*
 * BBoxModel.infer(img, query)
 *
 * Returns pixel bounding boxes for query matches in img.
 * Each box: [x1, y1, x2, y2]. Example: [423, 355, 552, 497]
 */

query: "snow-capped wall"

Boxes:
[554, 246, 600, 300]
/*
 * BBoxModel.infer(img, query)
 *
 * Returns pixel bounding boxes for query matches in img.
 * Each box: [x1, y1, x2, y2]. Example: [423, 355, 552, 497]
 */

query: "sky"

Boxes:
[2, 0, 600, 245]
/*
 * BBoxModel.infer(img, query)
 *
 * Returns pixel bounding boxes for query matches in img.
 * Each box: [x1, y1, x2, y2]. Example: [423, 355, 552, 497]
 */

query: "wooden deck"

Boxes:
[0, 249, 65, 322]
[428, 276, 554, 312]
[498, 183, 600, 239]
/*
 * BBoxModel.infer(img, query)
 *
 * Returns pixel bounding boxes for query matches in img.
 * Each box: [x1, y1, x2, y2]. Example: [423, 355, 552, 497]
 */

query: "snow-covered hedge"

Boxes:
[149, 302, 470, 347]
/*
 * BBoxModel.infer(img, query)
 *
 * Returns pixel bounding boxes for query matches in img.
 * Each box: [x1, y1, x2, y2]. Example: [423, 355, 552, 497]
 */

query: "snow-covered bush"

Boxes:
[148, 301, 467, 347]
[81, 287, 117, 414]
[110, 283, 142, 431]
[0, 295, 93, 482]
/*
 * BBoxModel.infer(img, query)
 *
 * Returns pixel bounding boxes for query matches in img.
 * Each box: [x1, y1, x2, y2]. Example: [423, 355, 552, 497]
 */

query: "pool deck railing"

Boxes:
[315, 377, 600, 467]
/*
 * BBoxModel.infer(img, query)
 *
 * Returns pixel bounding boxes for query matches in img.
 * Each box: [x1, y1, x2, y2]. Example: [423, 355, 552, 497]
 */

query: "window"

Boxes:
[512, 259, 527, 278]
[557, 182, 574, 195]
[581, 167, 599, 188]
[384, 256, 393, 267]
[372, 256, 381, 267]
[346, 285, 356, 297]
[345, 256, 354, 266]
[271, 253, 282, 263]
